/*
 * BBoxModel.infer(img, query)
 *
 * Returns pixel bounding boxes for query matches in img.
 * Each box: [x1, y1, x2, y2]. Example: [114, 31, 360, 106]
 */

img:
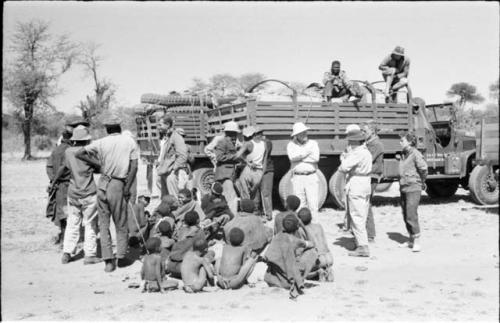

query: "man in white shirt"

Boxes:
[339, 125, 372, 257]
[287, 122, 320, 216]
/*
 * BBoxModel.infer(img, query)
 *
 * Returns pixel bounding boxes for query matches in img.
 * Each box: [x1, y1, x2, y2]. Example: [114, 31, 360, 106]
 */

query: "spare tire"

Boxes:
[278, 169, 328, 209]
[329, 170, 346, 209]
[140, 93, 238, 107]
[192, 167, 215, 196]
[468, 165, 499, 205]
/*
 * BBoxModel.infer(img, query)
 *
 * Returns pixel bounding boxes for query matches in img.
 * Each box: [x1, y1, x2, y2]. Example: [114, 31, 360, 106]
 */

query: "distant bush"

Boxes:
[33, 135, 54, 151]
[2, 128, 24, 152]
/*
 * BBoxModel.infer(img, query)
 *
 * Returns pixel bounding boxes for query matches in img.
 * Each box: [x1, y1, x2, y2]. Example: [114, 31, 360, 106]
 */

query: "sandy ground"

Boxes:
[1, 155, 498, 321]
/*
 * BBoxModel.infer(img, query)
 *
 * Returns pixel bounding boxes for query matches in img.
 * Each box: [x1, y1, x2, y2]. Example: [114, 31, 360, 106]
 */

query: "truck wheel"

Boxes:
[425, 180, 459, 198]
[329, 170, 346, 209]
[375, 182, 392, 193]
[192, 168, 215, 196]
[278, 169, 327, 209]
[468, 165, 499, 205]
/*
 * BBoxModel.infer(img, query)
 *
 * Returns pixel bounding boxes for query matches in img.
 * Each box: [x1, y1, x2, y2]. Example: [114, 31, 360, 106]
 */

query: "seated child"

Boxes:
[128, 192, 151, 247]
[274, 195, 304, 236]
[158, 221, 175, 267]
[180, 238, 216, 293]
[172, 189, 206, 230]
[174, 210, 202, 242]
[223, 199, 273, 254]
[141, 237, 165, 293]
[298, 208, 334, 282]
[149, 194, 177, 238]
[167, 211, 207, 279]
[216, 227, 258, 290]
[263, 214, 315, 299]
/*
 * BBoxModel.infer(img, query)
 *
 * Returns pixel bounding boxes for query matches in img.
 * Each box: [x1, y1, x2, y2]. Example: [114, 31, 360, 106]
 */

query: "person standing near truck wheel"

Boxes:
[361, 121, 384, 243]
[157, 115, 188, 200]
[339, 126, 372, 257]
[287, 122, 320, 217]
[398, 133, 428, 253]
[214, 121, 241, 216]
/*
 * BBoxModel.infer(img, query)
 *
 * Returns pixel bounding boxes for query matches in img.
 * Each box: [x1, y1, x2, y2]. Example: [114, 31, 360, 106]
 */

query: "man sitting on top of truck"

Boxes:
[379, 46, 410, 100]
[323, 60, 363, 103]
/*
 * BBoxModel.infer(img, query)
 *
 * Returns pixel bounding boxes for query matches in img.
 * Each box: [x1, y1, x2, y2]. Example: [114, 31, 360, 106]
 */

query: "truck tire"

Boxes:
[425, 180, 459, 198]
[468, 165, 499, 205]
[329, 170, 346, 209]
[278, 169, 327, 209]
[375, 182, 392, 193]
[192, 167, 215, 196]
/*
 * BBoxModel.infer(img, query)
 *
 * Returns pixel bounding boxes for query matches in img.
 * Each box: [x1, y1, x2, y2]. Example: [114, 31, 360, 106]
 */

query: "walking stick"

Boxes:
[127, 200, 150, 255]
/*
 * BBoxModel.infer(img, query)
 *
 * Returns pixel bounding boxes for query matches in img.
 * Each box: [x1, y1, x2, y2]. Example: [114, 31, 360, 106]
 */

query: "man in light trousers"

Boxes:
[236, 126, 266, 202]
[287, 122, 320, 216]
[339, 125, 372, 257]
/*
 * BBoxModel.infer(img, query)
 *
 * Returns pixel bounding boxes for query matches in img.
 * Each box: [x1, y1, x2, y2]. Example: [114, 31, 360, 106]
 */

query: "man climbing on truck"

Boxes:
[379, 46, 410, 100]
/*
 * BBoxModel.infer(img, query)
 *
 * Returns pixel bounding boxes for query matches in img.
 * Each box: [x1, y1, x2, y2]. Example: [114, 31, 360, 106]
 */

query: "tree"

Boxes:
[77, 42, 115, 127]
[446, 82, 485, 109]
[3, 20, 78, 159]
[189, 73, 268, 96]
[489, 79, 499, 101]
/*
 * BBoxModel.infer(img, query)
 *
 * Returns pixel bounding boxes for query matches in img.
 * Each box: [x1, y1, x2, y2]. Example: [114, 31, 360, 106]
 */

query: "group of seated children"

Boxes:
[136, 182, 334, 299]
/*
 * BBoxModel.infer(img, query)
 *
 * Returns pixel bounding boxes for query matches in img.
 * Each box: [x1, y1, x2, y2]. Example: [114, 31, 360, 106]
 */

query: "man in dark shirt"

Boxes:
[214, 121, 241, 215]
[46, 130, 72, 245]
[361, 121, 384, 243]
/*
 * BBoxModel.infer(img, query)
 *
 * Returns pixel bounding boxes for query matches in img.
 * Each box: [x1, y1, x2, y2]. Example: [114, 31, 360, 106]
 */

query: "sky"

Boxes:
[3, 1, 499, 115]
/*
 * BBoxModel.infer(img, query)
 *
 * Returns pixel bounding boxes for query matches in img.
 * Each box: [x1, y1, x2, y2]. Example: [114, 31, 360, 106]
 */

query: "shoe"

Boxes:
[84, 256, 103, 265]
[412, 237, 421, 252]
[104, 259, 116, 273]
[348, 96, 360, 103]
[368, 237, 375, 244]
[348, 246, 370, 257]
[117, 257, 129, 268]
[61, 253, 71, 264]
[399, 241, 413, 248]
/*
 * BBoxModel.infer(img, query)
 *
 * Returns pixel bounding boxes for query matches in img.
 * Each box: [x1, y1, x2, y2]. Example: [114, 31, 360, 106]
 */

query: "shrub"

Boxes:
[33, 135, 54, 151]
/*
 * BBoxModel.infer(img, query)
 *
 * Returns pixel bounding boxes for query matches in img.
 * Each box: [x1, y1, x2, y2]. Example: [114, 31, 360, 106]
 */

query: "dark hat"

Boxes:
[158, 221, 172, 237]
[102, 114, 122, 126]
[145, 237, 161, 253]
[286, 195, 301, 212]
[229, 227, 245, 247]
[66, 116, 90, 127]
[297, 207, 312, 225]
[392, 46, 405, 56]
[155, 202, 171, 218]
[211, 182, 223, 195]
[161, 195, 178, 210]
[184, 211, 199, 226]
[70, 125, 92, 141]
[282, 214, 299, 233]
[239, 199, 255, 213]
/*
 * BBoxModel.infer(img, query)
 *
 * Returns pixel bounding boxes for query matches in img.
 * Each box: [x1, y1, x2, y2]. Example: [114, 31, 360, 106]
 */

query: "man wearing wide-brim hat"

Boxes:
[75, 113, 139, 272]
[287, 122, 321, 217]
[338, 124, 373, 257]
[51, 125, 102, 266]
[378, 45, 410, 99]
[234, 126, 267, 215]
[213, 121, 242, 215]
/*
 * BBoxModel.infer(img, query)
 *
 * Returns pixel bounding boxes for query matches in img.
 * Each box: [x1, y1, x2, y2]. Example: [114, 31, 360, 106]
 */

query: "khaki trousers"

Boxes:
[291, 173, 319, 216]
[63, 194, 98, 257]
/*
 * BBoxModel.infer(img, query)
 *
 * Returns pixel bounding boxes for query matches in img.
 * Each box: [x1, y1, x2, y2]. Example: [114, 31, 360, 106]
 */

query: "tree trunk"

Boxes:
[22, 103, 33, 160]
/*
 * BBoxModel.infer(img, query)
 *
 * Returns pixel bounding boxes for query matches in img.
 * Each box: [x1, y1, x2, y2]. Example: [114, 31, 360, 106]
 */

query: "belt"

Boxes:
[102, 174, 126, 182]
[293, 170, 316, 176]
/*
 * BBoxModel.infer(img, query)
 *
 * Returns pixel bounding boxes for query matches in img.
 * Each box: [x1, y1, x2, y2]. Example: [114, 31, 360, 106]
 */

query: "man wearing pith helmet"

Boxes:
[75, 113, 139, 273]
[213, 121, 241, 215]
[286, 122, 321, 217]
[379, 45, 410, 99]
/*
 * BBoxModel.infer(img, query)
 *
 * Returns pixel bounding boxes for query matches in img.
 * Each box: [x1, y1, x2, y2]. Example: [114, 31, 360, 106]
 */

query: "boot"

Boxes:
[412, 237, 421, 252]
[104, 259, 116, 272]
[348, 246, 370, 257]
[61, 253, 71, 264]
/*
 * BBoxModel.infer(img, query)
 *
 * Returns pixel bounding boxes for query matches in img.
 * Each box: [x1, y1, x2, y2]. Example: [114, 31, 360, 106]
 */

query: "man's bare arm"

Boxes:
[74, 148, 101, 170]
[124, 159, 138, 201]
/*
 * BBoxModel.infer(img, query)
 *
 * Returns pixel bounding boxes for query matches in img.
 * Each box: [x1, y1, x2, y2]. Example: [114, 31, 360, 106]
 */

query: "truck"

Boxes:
[468, 117, 499, 205]
[134, 80, 479, 209]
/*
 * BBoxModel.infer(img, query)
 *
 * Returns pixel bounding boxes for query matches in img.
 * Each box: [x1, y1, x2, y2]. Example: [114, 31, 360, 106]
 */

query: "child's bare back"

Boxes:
[141, 240, 165, 293]
[180, 239, 214, 293]
[218, 245, 248, 278]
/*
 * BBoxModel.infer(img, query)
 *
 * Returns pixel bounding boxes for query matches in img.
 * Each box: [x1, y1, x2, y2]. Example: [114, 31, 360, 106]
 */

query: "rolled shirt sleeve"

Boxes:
[414, 150, 428, 181]
[378, 55, 392, 71]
